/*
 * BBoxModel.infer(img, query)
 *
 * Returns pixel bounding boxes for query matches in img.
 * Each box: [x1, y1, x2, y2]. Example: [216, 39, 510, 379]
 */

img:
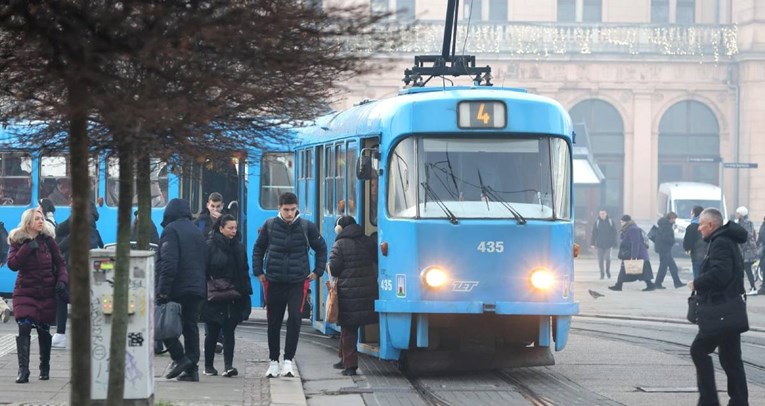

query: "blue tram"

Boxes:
[0, 126, 292, 308]
[292, 86, 580, 369]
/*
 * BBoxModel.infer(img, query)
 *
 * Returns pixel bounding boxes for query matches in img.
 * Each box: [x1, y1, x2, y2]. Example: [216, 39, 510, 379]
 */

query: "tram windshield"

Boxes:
[387, 136, 571, 220]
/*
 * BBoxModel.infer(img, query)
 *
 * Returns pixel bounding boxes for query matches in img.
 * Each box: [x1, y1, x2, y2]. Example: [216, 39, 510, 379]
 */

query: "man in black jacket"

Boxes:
[252, 192, 327, 378]
[683, 205, 707, 280]
[590, 209, 617, 279]
[653, 212, 683, 289]
[156, 199, 208, 382]
[688, 208, 748, 406]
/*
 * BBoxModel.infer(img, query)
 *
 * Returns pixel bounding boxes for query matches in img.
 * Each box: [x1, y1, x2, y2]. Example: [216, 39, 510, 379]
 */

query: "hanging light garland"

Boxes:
[378, 23, 738, 62]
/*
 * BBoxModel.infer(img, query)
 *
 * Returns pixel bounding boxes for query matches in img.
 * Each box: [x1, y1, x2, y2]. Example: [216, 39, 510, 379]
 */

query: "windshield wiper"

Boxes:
[420, 181, 458, 224]
[477, 169, 527, 225]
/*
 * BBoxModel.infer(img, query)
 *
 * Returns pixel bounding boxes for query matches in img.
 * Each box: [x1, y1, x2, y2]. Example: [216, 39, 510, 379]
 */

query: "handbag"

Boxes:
[154, 301, 183, 340]
[687, 291, 698, 324]
[694, 292, 749, 336]
[207, 278, 242, 302]
[623, 259, 645, 275]
[325, 280, 339, 324]
[617, 240, 631, 260]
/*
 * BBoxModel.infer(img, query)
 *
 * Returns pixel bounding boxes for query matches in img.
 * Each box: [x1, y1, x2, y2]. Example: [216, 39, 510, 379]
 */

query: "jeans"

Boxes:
[163, 295, 204, 365]
[691, 332, 748, 406]
[596, 247, 612, 278]
[742, 261, 755, 290]
[655, 251, 681, 287]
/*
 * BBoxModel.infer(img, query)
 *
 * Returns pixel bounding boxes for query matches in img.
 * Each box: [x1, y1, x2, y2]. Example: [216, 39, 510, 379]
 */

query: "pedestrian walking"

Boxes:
[758, 215, 765, 295]
[53, 200, 103, 349]
[590, 209, 618, 279]
[653, 212, 684, 289]
[156, 198, 208, 382]
[328, 216, 377, 376]
[608, 214, 655, 292]
[683, 206, 707, 280]
[201, 214, 251, 378]
[7, 208, 68, 383]
[252, 192, 327, 378]
[688, 208, 749, 406]
[734, 207, 758, 295]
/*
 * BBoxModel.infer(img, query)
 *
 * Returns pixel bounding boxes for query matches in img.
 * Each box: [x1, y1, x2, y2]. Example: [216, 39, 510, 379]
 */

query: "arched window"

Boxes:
[658, 100, 719, 185]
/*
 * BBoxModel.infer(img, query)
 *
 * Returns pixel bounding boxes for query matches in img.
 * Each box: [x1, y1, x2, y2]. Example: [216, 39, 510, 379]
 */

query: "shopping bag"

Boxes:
[623, 259, 645, 275]
[154, 301, 183, 340]
[325, 281, 339, 324]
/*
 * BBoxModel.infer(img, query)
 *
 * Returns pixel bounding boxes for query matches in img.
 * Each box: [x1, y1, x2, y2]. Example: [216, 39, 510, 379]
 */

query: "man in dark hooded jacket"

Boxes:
[688, 208, 748, 406]
[653, 212, 683, 289]
[156, 198, 208, 382]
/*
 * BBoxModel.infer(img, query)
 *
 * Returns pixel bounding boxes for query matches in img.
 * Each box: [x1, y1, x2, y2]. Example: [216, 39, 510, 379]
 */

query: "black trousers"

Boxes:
[690, 332, 748, 406]
[742, 261, 755, 290]
[266, 281, 307, 362]
[655, 251, 681, 286]
[205, 318, 237, 369]
[163, 295, 204, 366]
[55, 294, 67, 334]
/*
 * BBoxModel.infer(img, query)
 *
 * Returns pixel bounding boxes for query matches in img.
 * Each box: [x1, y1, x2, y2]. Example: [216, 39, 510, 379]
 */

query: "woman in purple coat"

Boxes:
[7, 208, 68, 383]
[608, 215, 655, 292]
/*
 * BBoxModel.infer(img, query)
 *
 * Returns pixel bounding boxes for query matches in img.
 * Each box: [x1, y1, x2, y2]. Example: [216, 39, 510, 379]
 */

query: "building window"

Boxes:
[658, 100, 719, 185]
[488, 0, 508, 22]
[676, 0, 695, 25]
[582, 0, 602, 23]
[397, 0, 415, 21]
[651, 0, 669, 23]
[557, 0, 576, 22]
[464, 0, 481, 20]
[370, 0, 388, 14]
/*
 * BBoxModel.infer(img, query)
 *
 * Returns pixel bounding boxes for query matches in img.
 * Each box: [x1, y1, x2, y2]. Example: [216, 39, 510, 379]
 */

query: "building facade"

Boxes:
[332, 0, 765, 235]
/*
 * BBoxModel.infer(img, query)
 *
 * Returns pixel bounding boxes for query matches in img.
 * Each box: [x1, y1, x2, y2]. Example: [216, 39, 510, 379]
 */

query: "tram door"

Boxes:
[359, 138, 380, 347]
[180, 156, 243, 229]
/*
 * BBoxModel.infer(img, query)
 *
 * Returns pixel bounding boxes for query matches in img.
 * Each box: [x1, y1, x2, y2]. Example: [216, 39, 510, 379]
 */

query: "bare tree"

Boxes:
[0, 1, 395, 404]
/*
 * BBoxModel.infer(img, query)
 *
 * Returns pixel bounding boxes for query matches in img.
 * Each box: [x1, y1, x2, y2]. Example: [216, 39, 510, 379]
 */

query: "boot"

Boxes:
[16, 336, 30, 383]
[38, 331, 52, 380]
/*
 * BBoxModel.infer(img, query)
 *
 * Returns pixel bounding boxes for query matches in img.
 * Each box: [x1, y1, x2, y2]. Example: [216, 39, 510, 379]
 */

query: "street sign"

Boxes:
[687, 156, 722, 163]
[722, 162, 758, 169]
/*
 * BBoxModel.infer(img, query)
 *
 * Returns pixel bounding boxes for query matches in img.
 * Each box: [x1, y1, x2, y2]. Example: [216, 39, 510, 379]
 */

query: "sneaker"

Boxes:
[341, 368, 357, 376]
[332, 361, 344, 370]
[280, 359, 295, 377]
[165, 357, 193, 379]
[1, 306, 10, 323]
[607, 285, 622, 291]
[51, 333, 67, 349]
[203, 366, 218, 376]
[215, 342, 223, 354]
[746, 288, 758, 296]
[177, 368, 199, 382]
[222, 367, 238, 377]
[654, 285, 666, 290]
[265, 360, 280, 378]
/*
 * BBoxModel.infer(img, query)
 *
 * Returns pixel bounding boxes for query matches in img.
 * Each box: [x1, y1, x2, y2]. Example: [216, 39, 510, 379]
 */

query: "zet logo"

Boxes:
[451, 281, 479, 292]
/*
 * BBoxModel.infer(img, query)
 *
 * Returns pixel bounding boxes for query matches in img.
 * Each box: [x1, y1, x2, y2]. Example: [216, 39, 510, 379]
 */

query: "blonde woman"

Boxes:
[7, 208, 68, 383]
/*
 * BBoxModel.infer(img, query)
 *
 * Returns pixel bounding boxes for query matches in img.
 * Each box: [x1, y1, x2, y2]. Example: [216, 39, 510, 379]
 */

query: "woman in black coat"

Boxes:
[328, 216, 378, 376]
[201, 214, 252, 378]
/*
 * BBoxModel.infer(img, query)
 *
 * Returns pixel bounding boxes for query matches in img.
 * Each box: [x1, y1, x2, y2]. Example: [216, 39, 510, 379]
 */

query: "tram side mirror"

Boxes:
[357, 155, 374, 180]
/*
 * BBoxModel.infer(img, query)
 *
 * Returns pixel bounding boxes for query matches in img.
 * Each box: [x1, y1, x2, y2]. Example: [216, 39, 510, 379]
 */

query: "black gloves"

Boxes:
[55, 281, 66, 294]
[27, 239, 38, 250]
[157, 294, 169, 305]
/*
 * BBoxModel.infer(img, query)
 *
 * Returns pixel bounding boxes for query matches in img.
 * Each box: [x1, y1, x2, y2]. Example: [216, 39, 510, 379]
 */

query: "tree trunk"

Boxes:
[135, 153, 152, 250]
[67, 82, 92, 406]
[106, 141, 134, 405]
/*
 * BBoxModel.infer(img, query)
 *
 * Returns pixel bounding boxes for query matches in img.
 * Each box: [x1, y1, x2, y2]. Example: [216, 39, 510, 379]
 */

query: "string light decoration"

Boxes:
[375, 22, 738, 62]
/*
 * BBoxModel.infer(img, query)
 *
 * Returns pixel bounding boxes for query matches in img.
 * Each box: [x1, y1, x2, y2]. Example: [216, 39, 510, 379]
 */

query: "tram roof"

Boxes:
[294, 86, 573, 146]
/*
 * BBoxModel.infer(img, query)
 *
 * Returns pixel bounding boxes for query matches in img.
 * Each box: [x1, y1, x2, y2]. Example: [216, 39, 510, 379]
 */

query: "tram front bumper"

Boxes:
[375, 300, 579, 315]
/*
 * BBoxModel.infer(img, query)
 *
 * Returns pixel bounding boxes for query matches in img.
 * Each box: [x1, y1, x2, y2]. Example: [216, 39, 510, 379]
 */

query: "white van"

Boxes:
[657, 182, 727, 243]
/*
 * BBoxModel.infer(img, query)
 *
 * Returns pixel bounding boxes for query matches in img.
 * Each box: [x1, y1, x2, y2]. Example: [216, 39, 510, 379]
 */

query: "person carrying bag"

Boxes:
[687, 208, 749, 406]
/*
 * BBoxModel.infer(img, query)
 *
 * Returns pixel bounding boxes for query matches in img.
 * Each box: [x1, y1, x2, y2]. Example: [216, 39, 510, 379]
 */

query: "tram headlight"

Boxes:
[421, 266, 449, 289]
[530, 268, 555, 290]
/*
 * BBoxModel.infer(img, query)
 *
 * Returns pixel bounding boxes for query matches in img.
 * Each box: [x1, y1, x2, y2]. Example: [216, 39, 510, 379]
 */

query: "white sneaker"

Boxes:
[51, 333, 67, 349]
[280, 359, 294, 377]
[265, 360, 280, 378]
[746, 288, 758, 296]
[1, 306, 9, 323]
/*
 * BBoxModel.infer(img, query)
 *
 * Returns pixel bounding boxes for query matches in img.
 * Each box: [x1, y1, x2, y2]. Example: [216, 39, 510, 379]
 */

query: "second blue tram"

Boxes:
[291, 86, 579, 369]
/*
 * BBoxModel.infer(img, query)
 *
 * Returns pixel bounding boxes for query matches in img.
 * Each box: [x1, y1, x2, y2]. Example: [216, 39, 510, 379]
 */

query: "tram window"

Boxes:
[387, 138, 416, 217]
[0, 152, 32, 206]
[335, 143, 346, 214]
[105, 157, 169, 208]
[550, 138, 572, 220]
[38, 155, 98, 206]
[323, 147, 333, 215]
[346, 141, 358, 215]
[259, 152, 294, 209]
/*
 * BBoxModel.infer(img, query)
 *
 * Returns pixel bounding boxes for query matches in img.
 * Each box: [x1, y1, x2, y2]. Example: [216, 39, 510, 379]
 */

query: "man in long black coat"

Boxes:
[156, 198, 208, 382]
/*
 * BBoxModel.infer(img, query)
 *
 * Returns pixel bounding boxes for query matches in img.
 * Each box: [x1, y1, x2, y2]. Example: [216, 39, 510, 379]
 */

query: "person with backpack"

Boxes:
[590, 209, 618, 279]
[653, 212, 683, 289]
[608, 214, 655, 292]
[252, 192, 327, 378]
[734, 206, 758, 295]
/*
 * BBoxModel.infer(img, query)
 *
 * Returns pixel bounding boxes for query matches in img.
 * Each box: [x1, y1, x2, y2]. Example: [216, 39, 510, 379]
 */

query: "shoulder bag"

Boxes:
[154, 301, 183, 340]
[207, 277, 242, 302]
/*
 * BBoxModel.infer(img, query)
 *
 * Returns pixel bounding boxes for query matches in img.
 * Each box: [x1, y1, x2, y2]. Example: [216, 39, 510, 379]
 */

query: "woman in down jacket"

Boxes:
[201, 214, 252, 378]
[7, 208, 68, 383]
[328, 216, 378, 376]
[608, 214, 655, 292]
